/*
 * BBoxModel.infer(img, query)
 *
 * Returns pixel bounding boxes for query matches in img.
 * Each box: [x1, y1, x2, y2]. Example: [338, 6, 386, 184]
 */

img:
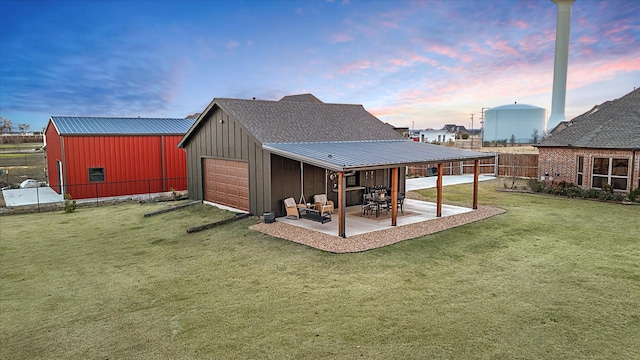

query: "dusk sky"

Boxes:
[1, 0, 639, 132]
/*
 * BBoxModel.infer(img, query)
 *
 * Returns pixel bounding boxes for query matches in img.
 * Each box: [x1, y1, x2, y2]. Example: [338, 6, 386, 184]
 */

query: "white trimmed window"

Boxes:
[592, 158, 628, 191]
[576, 155, 584, 186]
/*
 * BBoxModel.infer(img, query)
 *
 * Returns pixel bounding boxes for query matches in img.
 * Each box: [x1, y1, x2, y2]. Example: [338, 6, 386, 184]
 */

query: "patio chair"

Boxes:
[283, 197, 299, 219]
[313, 194, 334, 215]
[362, 193, 375, 216]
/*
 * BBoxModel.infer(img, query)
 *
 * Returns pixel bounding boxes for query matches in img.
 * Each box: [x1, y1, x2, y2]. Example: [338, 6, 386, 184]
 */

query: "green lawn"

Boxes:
[1, 181, 639, 359]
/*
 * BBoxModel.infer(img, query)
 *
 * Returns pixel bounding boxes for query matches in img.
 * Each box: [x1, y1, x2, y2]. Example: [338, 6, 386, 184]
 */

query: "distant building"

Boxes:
[409, 129, 456, 143]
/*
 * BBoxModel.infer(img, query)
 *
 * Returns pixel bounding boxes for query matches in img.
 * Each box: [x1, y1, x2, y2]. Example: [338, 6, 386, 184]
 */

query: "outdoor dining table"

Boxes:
[368, 194, 390, 217]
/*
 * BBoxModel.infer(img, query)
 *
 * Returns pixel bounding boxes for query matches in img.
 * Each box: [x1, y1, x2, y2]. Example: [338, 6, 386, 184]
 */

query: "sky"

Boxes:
[1, 0, 639, 133]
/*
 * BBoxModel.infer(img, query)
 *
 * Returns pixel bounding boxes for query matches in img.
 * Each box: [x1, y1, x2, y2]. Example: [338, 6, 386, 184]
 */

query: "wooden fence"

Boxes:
[407, 154, 538, 178]
[496, 153, 538, 178]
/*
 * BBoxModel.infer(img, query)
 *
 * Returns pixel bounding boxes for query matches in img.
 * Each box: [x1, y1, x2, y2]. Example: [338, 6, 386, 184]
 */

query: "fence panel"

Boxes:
[407, 154, 538, 178]
[497, 154, 538, 178]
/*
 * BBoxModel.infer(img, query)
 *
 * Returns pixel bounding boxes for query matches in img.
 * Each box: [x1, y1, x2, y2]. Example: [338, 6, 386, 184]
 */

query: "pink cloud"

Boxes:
[604, 24, 633, 37]
[331, 33, 355, 43]
[578, 36, 598, 44]
[388, 53, 438, 68]
[568, 57, 640, 89]
[518, 30, 555, 52]
[338, 59, 373, 74]
[226, 41, 239, 49]
[379, 20, 398, 29]
[510, 20, 529, 30]
[427, 44, 459, 58]
[486, 39, 518, 56]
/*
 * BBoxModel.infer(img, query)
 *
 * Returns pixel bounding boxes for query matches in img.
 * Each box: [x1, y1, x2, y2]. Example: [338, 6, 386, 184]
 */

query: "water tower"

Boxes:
[483, 104, 546, 144]
[547, 0, 575, 131]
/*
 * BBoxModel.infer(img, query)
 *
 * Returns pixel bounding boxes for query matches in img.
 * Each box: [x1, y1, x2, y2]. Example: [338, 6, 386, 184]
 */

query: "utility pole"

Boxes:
[470, 114, 474, 132]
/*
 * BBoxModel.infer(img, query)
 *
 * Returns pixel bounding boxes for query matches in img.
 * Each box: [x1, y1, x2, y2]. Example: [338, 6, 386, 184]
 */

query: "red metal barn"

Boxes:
[44, 116, 194, 200]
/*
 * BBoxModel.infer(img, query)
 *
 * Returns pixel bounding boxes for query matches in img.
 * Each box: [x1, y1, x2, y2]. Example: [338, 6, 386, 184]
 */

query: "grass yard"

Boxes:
[0, 143, 46, 187]
[1, 180, 639, 359]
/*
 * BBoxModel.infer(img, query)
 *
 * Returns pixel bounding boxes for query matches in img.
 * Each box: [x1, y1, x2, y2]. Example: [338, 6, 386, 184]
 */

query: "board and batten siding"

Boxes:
[183, 107, 272, 216]
[269, 154, 407, 217]
[269, 156, 331, 217]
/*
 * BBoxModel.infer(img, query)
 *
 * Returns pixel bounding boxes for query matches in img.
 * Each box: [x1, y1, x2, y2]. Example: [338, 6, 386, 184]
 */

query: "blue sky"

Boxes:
[1, 0, 639, 132]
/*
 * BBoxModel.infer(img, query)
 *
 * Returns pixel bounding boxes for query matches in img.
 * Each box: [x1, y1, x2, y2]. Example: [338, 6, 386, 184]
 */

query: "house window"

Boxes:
[576, 155, 584, 186]
[88, 167, 105, 182]
[347, 173, 357, 187]
[591, 158, 628, 191]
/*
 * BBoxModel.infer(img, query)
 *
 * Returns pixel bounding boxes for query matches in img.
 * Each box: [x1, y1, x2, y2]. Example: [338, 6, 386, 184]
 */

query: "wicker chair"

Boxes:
[313, 194, 334, 215]
[283, 197, 299, 219]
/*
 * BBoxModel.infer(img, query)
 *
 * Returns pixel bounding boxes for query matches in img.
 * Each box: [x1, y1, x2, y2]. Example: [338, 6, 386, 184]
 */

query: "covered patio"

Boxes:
[264, 140, 495, 238]
[277, 198, 472, 237]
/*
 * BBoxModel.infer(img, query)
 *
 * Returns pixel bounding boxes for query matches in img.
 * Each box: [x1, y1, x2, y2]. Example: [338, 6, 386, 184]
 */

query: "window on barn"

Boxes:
[576, 155, 584, 186]
[591, 158, 629, 191]
[88, 167, 105, 182]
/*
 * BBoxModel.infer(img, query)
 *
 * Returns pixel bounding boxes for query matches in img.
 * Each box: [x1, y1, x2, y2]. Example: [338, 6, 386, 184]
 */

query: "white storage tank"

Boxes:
[483, 103, 546, 144]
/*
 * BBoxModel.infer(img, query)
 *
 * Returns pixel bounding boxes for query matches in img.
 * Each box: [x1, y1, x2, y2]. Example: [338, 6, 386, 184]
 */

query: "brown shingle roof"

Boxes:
[213, 98, 404, 144]
[538, 88, 640, 149]
[279, 93, 324, 103]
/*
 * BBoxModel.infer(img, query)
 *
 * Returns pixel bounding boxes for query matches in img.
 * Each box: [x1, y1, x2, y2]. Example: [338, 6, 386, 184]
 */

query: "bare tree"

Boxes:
[18, 123, 30, 134]
[531, 129, 539, 144]
[510, 134, 516, 146]
[1, 116, 13, 134]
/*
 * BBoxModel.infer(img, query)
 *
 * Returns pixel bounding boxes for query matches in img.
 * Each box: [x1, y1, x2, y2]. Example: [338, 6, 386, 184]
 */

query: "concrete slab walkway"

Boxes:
[405, 174, 496, 191]
[2, 187, 64, 208]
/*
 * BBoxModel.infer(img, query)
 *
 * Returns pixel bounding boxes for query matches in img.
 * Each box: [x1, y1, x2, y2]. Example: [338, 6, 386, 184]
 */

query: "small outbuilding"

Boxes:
[178, 94, 494, 237]
[44, 116, 194, 199]
[536, 88, 640, 192]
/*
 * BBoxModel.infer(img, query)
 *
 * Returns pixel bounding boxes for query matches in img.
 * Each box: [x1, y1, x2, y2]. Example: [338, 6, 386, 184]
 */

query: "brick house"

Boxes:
[536, 88, 640, 192]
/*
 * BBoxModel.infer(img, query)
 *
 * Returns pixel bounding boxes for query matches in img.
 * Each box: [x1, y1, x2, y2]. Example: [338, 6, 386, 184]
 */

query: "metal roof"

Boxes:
[50, 116, 195, 135]
[263, 140, 494, 172]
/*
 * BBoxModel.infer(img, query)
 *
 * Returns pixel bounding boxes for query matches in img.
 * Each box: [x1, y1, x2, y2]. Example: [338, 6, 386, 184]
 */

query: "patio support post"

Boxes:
[437, 163, 443, 217]
[391, 167, 398, 226]
[473, 159, 479, 209]
[337, 171, 346, 238]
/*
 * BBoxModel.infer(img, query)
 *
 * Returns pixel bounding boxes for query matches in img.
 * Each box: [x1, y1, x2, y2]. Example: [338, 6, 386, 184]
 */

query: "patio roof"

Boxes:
[263, 140, 494, 172]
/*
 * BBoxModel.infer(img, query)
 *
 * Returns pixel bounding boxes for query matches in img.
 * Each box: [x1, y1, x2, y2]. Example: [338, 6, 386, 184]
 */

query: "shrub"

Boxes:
[64, 194, 77, 213]
[527, 179, 545, 192]
[527, 180, 634, 204]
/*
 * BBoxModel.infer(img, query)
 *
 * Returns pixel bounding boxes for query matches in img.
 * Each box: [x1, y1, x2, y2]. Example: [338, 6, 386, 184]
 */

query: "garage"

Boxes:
[203, 158, 250, 211]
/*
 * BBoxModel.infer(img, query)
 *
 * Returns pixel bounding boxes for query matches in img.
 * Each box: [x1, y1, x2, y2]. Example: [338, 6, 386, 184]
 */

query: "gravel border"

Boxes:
[250, 205, 506, 253]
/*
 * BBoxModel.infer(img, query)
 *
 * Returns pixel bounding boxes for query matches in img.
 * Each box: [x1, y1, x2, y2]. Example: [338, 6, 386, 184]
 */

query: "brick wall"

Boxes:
[538, 147, 639, 191]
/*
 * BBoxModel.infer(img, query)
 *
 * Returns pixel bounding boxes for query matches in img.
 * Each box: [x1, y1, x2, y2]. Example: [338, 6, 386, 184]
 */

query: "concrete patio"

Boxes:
[274, 174, 496, 238]
[276, 198, 472, 237]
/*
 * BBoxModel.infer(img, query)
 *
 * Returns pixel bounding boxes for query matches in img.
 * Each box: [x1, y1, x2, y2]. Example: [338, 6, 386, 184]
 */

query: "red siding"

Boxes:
[163, 135, 187, 191]
[44, 122, 63, 194]
[58, 135, 187, 199]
